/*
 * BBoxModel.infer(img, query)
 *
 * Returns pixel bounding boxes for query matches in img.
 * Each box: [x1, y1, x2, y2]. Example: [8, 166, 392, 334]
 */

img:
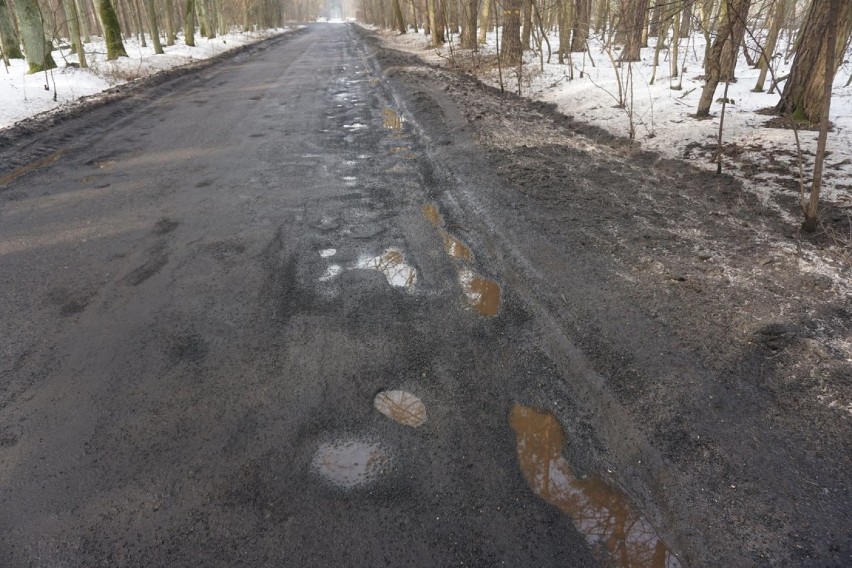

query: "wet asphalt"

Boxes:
[0, 25, 610, 566]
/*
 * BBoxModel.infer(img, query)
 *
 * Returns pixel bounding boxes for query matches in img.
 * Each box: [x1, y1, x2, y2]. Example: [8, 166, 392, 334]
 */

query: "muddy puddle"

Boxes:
[459, 269, 501, 317]
[383, 108, 403, 130]
[374, 390, 427, 427]
[312, 439, 390, 489]
[357, 249, 417, 289]
[440, 230, 473, 260]
[422, 203, 442, 227]
[509, 404, 682, 568]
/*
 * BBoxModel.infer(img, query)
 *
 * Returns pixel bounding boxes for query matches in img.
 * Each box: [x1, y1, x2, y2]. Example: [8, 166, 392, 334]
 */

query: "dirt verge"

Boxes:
[364, 28, 851, 567]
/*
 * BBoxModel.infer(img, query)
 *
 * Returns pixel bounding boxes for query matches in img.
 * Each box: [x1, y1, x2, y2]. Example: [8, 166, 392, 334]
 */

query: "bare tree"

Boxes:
[775, 0, 852, 123]
[11, 0, 58, 72]
[0, 0, 24, 59]
[695, 0, 751, 117]
[502, 0, 523, 64]
[618, 0, 650, 61]
[97, 0, 128, 59]
[803, 0, 841, 232]
[753, 0, 788, 92]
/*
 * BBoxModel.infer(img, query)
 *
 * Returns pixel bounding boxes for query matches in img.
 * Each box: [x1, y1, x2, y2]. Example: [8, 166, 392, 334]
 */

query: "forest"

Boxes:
[360, 0, 852, 232]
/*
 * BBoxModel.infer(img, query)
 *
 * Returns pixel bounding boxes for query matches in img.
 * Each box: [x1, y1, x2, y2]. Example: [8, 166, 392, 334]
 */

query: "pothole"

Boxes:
[440, 230, 473, 260]
[374, 390, 427, 427]
[319, 265, 342, 281]
[319, 249, 337, 258]
[311, 439, 390, 489]
[383, 108, 403, 130]
[422, 203, 442, 227]
[509, 404, 682, 568]
[459, 269, 500, 316]
[357, 249, 417, 289]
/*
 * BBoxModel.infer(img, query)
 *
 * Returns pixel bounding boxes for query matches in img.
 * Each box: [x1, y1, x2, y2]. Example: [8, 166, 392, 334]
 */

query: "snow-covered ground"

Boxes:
[0, 27, 296, 130]
[378, 27, 852, 217]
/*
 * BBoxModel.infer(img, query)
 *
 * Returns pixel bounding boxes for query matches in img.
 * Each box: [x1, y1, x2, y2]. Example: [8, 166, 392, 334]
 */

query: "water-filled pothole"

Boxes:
[383, 108, 403, 130]
[312, 439, 390, 489]
[440, 230, 473, 260]
[509, 404, 682, 568]
[319, 265, 342, 281]
[422, 203, 442, 227]
[459, 269, 500, 316]
[357, 249, 417, 289]
[374, 390, 427, 427]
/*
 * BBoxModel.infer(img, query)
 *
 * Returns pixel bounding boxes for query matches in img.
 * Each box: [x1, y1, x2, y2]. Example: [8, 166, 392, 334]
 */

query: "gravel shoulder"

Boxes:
[365, 28, 851, 567]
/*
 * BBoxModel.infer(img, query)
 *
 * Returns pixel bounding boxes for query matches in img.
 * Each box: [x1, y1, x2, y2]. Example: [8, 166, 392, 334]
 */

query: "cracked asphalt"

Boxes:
[3, 23, 849, 568]
[0, 25, 605, 567]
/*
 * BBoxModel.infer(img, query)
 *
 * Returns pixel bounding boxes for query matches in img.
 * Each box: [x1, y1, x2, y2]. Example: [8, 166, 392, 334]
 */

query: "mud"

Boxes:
[0, 22, 847, 568]
[367, 28, 850, 567]
[510, 404, 681, 568]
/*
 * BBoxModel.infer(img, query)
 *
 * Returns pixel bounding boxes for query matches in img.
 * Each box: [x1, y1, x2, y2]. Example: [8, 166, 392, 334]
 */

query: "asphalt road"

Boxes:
[9, 22, 848, 568]
[0, 24, 652, 567]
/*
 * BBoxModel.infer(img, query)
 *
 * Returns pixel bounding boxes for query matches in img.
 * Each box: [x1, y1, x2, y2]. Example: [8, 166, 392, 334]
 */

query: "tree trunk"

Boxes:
[183, 0, 195, 46]
[460, 0, 477, 48]
[695, 0, 751, 116]
[618, 0, 649, 61]
[197, 0, 214, 38]
[521, 0, 532, 49]
[143, 0, 163, 53]
[63, 0, 88, 66]
[648, 0, 662, 37]
[12, 0, 58, 72]
[75, 0, 90, 42]
[594, 0, 607, 33]
[719, 0, 749, 81]
[753, 0, 787, 92]
[477, 0, 489, 43]
[501, 0, 522, 64]
[392, 0, 406, 32]
[775, 0, 852, 123]
[215, 0, 225, 35]
[670, 0, 682, 79]
[557, 0, 570, 62]
[427, 0, 443, 45]
[804, 0, 839, 232]
[164, 0, 175, 45]
[570, 0, 589, 52]
[132, 0, 146, 46]
[0, 0, 24, 59]
[98, 0, 127, 58]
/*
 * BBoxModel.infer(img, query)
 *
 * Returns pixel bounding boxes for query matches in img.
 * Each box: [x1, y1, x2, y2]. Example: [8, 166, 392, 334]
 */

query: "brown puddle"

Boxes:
[459, 269, 500, 317]
[357, 248, 417, 289]
[383, 108, 402, 130]
[374, 390, 427, 427]
[440, 230, 473, 260]
[0, 150, 66, 186]
[421, 203, 442, 227]
[509, 404, 682, 568]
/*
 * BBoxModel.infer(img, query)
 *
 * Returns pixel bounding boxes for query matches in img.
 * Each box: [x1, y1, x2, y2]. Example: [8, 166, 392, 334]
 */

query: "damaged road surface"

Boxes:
[0, 24, 848, 567]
